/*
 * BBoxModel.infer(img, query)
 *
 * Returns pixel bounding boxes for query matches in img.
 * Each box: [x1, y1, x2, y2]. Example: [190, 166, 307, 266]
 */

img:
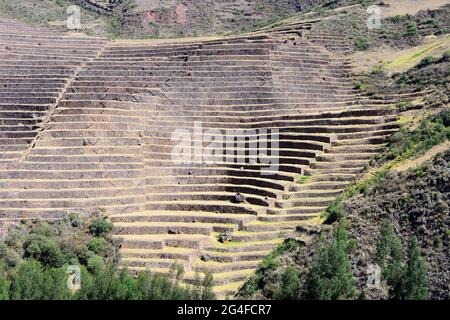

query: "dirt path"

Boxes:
[394, 140, 450, 172]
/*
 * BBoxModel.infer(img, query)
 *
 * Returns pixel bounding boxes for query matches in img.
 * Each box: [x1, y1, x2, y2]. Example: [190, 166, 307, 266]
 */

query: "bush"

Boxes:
[425, 18, 440, 26]
[324, 196, 346, 224]
[74, 244, 91, 265]
[376, 220, 401, 268]
[68, 213, 83, 228]
[417, 56, 436, 68]
[0, 242, 7, 258]
[391, 15, 406, 24]
[404, 22, 418, 36]
[354, 81, 367, 90]
[9, 260, 46, 300]
[24, 235, 65, 268]
[354, 37, 370, 50]
[31, 222, 54, 237]
[87, 255, 105, 274]
[200, 273, 215, 300]
[88, 238, 107, 254]
[371, 63, 385, 75]
[89, 217, 113, 237]
[2, 249, 21, 268]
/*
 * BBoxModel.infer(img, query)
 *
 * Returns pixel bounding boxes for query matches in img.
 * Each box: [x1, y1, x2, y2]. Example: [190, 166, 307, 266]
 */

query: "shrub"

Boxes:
[74, 266, 95, 300]
[391, 15, 405, 24]
[0, 242, 7, 258]
[371, 63, 385, 75]
[200, 272, 215, 300]
[354, 81, 367, 90]
[74, 244, 92, 265]
[5, 224, 27, 248]
[87, 255, 105, 274]
[425, 18, 440, 26]
[2, 249, 21, 268]
[297, 175, 311, 184]
[88, 238, 107, 254]
[324, 196, 346, 224]
[354, 37, 370, 50]
[55, 0, 66, 7]
[31, 222, 54, 237]
[24, 235, 65, 268]
[258, 255, 279, 274]
[89, 217, 113, 237]
[358, 0, 373, 7]
[404, 22, 418, 36]
[190, 272, 215, 300]
[417, 56, 436, 68]
[0, 218, 215, 300]
[375, 222, 428, 299]
[68, 213, 83, 228]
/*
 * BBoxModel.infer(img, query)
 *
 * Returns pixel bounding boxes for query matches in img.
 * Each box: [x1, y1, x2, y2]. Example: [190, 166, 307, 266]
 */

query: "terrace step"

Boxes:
[113, 221, 238, 236]
[115, 234, 210, 250]
[110, 212, 257, 226]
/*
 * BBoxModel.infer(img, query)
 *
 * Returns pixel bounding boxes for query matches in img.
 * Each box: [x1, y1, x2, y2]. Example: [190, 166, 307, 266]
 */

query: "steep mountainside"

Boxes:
[238, 147, 449, 299]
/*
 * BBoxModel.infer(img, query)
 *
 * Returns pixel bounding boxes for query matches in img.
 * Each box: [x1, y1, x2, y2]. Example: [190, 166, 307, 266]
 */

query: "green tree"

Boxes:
[86, 255, 105, 274]
[134, 271, 153, 300]
[10, 260, 47, 300]
[74, 266, 96, 300]
[403, 237, 428, 300]
[273, 266, 300, 300]
[110, 268, 139, 300]
[43, 267, 72, 300]
[89, 217, 113, 237]
[9, 259, 71, 300]
[87, 237, 107, 254]
[24, 234, 65, 268]
[200, 272, 215, 300]
[375, 220, 406, 299]
[303, 221, 356, 300]
[0, 260, 10, 300]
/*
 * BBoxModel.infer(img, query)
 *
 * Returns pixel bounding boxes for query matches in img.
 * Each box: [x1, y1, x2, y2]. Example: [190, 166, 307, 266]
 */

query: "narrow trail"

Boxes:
[394, 140, 450, 172]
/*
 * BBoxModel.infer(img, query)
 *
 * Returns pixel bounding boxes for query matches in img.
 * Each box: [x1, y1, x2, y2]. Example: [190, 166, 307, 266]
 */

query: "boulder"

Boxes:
[218, 232, 233, 243]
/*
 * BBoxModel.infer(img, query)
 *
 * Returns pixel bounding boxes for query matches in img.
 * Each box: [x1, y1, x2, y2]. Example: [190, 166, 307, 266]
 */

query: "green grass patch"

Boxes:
[387, 36, 450, 71]
[354, 81, 368, 90]
[296, 175, 311, 184]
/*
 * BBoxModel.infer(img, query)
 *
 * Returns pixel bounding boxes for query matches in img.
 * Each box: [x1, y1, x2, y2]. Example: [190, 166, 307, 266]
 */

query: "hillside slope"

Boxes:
[346, 148, 449, 299]
[238, 146, 449, 299]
